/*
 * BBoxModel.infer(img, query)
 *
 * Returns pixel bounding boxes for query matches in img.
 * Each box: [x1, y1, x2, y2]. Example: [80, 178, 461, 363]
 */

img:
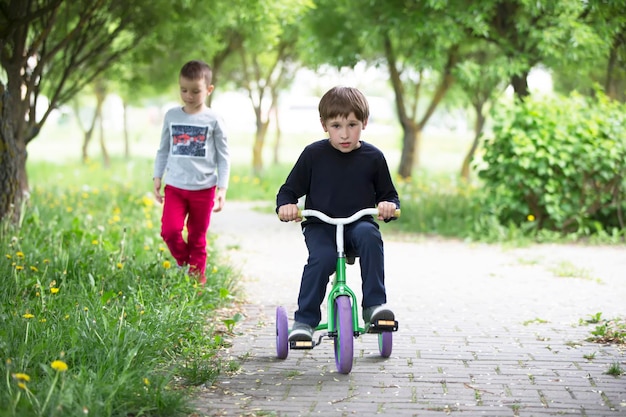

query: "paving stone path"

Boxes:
[192, 201, 625, 417]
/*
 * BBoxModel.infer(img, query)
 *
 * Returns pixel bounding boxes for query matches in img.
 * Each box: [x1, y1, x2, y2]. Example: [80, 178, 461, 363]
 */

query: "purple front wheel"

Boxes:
[333, 296, 354, 374]
[276, 306, 289, 359]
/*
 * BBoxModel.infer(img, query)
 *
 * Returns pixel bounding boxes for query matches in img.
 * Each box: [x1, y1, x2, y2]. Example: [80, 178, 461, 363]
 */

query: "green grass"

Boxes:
[1, 158, 239, 417]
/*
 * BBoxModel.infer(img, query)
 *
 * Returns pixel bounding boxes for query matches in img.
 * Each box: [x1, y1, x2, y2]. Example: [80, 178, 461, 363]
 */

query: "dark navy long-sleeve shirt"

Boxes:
[276, 139, 400, 226]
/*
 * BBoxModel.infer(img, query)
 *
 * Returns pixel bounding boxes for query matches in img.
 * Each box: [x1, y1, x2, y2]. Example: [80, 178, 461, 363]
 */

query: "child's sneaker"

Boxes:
[289, 321, 314, 342]
[363, 305, 395, 324]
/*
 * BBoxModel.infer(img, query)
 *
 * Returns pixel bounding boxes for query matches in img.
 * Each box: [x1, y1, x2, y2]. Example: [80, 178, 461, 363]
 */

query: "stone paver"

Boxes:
[193, 201, 625, 417]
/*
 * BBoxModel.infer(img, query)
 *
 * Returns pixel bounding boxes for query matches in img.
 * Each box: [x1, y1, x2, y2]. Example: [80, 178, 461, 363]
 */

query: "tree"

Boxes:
[225, 0, 311, 175]
[303, 0, 465, 178]
[550, 0, 626, 101]
[467, 0, 591, 100]
[0, 0, 165, 223]
[452, 44, 508, 181]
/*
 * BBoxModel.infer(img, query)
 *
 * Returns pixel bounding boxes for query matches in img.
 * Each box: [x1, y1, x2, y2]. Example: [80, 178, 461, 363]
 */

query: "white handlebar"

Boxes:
[299, 208, 400, 225]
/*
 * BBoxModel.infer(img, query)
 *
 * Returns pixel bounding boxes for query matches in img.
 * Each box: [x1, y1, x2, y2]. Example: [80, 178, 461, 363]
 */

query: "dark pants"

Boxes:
[295, 221, 387, 327]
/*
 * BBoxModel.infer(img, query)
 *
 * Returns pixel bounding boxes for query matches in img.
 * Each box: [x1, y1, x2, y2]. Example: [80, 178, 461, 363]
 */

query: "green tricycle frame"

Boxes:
[275, 207, 399, 374]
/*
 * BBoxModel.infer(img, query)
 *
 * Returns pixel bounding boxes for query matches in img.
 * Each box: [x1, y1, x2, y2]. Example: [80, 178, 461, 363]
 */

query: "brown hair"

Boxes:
[180, 60, 213, 85]
[318, 86, 369, 122]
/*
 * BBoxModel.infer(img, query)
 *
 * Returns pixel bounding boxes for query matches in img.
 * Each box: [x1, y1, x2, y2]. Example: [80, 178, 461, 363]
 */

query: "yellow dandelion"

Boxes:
[232, 175, 241, 183]
[252, 177, 261, 185]
[5, 254, 11, 259]
[64, 314, 70, 320]
[43, 259, 50, 264]
[527, 214, 536, 222]
[15, 265, 24, 271]
[141, 195, 154, 207]
[13, 373, 30, 382]
[112, 215, 121, 222]
[39, 318, 46, 323]
[50, 288, 60, 294]
[66, 207, 73, 213]
[18, 382, 27, 390]
[16, 252, 24, 258]
[35, 292, 40, 297]
[212, 266, 218, 274]
[23, 313, 34, 319]
[143, 377, 150, 386]
[162, 260, 171, 269]
[158, 246, 165, 252]
[143, 245, 150, 251]
[51, 360, 68, 372]
[92, 239, 99, 245]
[30, 265, 38, 272]
[116, 262, 123, 269]
[83, 307, 89, 312]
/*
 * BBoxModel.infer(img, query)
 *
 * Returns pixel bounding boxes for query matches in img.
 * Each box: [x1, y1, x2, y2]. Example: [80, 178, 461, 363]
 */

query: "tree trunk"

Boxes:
[511, 71, 530, 99]
[252, 119, 269, 175]
[92, 80, 110, 167]
[99, 112, 110, 168]
[397, 119, 420, 179]
[272, 94, 281, 165]
[123, 100, 130, 159]
[461, 102, 487, 181]
[0, 89, 23, 225]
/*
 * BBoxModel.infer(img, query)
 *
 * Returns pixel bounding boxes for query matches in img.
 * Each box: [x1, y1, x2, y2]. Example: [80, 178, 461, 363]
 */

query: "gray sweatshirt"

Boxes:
[153, 106, 230, 190]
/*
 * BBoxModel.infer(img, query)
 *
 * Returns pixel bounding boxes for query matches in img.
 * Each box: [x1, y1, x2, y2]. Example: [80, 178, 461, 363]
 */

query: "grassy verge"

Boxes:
[1, 158, 239, 417]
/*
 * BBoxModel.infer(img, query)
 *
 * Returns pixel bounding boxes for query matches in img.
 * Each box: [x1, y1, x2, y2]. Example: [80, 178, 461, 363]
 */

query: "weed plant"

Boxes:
[1, 159, 238, 417]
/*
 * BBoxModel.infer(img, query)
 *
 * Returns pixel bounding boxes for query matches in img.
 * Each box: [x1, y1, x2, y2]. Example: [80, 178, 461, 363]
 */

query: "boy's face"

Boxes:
[322, 112, 368, 153]
[179, 76, 214, 113]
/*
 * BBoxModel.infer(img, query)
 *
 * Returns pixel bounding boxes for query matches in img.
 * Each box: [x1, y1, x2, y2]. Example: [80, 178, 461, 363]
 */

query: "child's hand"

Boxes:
[278, 204, 302, 222]
[153, 178, 163, 204]
[214, 188, 227, 212]
[377, 201, 397, 220]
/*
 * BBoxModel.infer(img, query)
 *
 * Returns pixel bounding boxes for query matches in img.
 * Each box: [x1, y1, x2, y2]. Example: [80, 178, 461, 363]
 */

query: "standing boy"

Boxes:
[153, 60, 230, 284]
[276, 86, 400, 341]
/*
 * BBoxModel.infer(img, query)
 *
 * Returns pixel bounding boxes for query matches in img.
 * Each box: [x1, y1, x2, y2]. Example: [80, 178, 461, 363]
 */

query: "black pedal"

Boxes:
[289, 340, 315, 349]
[367, 319, 398, 333]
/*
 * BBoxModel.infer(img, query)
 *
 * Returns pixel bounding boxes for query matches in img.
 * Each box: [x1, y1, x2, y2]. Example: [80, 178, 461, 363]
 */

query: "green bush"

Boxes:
[478, 91, 626, 237]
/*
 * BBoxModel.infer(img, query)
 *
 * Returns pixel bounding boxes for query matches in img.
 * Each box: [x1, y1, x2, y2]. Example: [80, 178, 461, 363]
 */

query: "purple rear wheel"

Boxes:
[333, 296, 354, 374]
[276, 306, 288, 359]
[378, 332, 393, 358]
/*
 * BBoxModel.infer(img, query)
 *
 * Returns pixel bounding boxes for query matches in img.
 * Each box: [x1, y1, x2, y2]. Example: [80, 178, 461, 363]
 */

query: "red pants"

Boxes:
[161, 185, 216, 279]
